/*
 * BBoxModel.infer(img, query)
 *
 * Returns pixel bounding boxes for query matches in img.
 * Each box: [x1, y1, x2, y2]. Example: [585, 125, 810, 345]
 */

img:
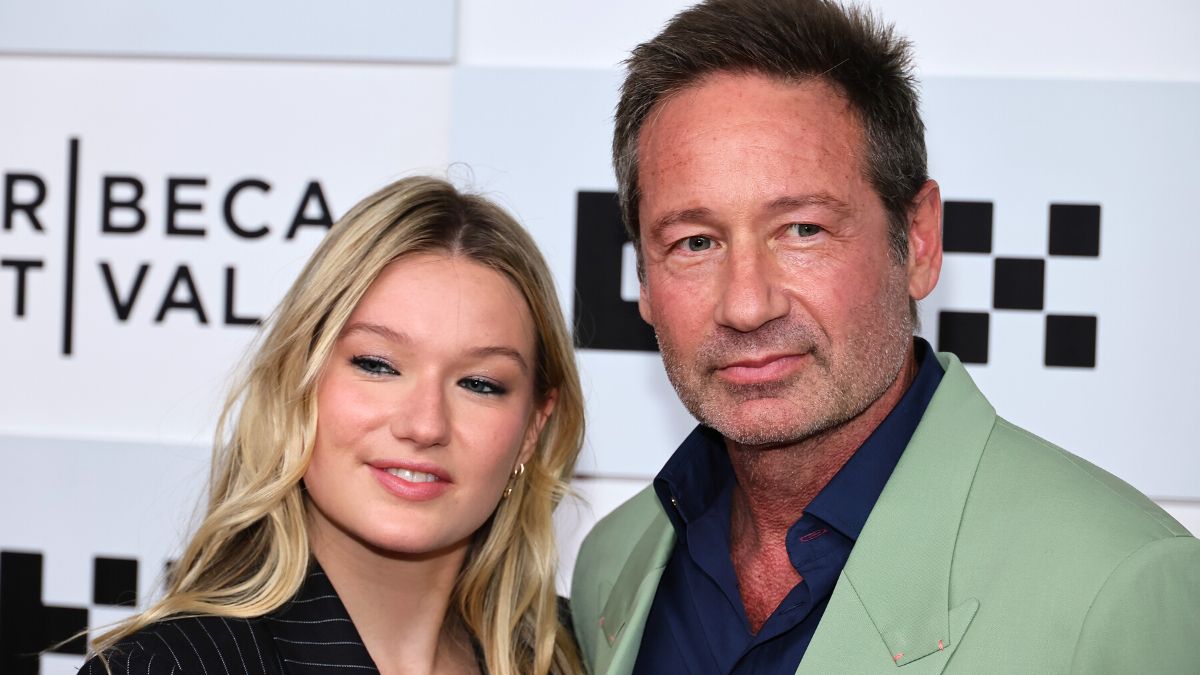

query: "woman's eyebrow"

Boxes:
[341, 321, 409, 344]
[342, 322, 529, 373]
[467, 346, 529, 374]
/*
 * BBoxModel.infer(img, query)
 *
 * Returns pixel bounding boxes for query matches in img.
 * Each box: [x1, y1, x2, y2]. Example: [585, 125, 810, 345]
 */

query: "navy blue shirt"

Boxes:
[632, 339, 944, 674]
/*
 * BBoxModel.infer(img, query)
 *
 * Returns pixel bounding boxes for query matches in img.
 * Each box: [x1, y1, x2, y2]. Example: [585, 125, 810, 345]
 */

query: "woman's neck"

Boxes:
[308, 523, 480, 675]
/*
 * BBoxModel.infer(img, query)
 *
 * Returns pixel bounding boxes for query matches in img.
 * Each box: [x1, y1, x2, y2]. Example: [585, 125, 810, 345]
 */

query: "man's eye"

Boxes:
[683, 236, 712, 252]
[459, 377, 506, 396]
[788, 223, 822, 237]
[351, 355, 397, 376]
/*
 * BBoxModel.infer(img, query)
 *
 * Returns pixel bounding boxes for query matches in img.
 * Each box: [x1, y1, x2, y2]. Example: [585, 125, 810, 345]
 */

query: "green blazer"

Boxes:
[571, 353, 1200, 674]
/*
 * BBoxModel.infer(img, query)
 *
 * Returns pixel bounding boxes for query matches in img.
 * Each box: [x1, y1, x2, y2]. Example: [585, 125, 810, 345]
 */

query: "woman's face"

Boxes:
[304, 252, 552, 559]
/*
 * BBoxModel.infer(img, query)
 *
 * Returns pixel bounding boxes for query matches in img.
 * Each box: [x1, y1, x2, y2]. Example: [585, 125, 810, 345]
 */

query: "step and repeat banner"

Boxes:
[450, 68, 1200, 497]
[2, 2, 1198, 673]
[0, 56, 453, 444]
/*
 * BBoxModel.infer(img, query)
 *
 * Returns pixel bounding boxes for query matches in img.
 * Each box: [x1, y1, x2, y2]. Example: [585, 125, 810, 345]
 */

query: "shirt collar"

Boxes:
[653, 338, 944, 540]
[653, 424, 730, 531]
[805, 337, 943, 540]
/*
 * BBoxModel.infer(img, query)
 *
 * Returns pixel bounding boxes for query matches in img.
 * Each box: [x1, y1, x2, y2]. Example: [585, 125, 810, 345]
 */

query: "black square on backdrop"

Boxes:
[1, 550, 89, 673]
[1048, 203, 1101, 257]
[937, 311, 989, 364]
[43, 606, 88, 654]
[942, 200, 993, 253]
[573, 191, 658, 352]
[1045, 314, 1097, 368]
[993, 258, 1045, 310]
[93, 556, 138, 606]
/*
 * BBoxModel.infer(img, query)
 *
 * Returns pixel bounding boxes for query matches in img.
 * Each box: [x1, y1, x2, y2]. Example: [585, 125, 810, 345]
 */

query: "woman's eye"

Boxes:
[350, 355, 397, 376]
[683, 235, 712, 252]
[788, 223, 822, 237]
[459, 377, 506, 396]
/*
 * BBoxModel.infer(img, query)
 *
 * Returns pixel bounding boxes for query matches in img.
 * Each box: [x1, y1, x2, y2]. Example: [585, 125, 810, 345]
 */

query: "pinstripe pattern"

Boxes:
[81, 563, 384, 675]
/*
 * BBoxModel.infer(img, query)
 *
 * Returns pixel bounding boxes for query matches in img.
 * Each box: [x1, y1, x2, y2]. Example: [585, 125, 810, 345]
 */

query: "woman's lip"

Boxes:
[368, 460, 451, 483]
[370, 465, 451, 502]
[716, 353, 807, 385]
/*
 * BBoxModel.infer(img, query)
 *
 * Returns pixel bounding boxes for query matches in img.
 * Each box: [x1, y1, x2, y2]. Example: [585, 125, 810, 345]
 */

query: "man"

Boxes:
[570, 1, 1200, 673]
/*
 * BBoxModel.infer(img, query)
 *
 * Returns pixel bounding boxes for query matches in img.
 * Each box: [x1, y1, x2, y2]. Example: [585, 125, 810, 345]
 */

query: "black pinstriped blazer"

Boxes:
[81, 563, 399, 675]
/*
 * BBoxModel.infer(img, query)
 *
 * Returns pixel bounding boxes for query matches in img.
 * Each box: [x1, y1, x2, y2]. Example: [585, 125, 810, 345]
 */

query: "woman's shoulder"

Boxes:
[81, 614, 279, 675]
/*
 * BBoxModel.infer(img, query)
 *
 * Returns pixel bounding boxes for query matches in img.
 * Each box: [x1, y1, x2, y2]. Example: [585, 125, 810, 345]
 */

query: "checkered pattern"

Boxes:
[938, 201, 1100, 368]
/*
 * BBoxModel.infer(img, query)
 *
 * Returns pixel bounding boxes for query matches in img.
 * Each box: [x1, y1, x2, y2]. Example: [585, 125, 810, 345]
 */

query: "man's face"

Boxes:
[636, 72, 932, 447]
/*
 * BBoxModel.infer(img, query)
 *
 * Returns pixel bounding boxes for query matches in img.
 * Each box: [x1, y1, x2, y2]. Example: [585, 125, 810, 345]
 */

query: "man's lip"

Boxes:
[367, 460, 451, 483]
[719, 352, 799, 370]
[716, 352, 807, 385]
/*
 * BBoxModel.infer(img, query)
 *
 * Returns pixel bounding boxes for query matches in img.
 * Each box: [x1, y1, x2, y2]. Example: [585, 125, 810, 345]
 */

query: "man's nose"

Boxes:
[714, 244, 788, 333]
[390, 377, 452, 449]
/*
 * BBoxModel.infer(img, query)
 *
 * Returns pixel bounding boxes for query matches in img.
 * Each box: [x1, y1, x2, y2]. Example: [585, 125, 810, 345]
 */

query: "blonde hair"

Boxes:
[91, 176, 585, 675]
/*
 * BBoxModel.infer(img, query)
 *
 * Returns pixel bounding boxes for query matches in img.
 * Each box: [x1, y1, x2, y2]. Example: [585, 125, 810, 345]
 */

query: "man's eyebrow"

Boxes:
[648, 194, 853, 239]
[341, 322, 529, 373]
[648, 207, 716, 240]
[766, 193, 853, 215]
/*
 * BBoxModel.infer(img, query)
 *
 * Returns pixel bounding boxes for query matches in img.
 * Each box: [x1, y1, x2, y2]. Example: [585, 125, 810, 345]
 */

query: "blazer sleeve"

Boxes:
[1069, 535, 1200, 673]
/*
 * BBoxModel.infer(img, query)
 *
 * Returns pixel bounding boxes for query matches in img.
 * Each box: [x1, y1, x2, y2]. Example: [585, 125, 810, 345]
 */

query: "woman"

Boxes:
[82, 176, 585, 675]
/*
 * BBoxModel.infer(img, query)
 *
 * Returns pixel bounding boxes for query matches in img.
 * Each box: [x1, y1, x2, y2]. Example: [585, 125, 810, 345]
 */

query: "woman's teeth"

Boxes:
[386, 468, 440, 483]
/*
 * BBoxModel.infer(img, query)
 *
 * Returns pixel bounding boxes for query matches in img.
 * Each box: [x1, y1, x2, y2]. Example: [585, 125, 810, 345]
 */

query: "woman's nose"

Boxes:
[389, 378, 451, 448]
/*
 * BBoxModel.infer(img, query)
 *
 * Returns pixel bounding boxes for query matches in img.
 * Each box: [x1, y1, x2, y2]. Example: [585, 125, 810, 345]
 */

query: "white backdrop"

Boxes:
[1, 1, 1198, 673]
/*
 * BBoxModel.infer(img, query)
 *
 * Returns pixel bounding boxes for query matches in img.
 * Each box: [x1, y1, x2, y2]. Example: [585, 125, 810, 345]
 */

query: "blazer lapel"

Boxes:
[265, 564, 379, 674]
[593, 507, 676, 675]
[799, 353, 991, 673]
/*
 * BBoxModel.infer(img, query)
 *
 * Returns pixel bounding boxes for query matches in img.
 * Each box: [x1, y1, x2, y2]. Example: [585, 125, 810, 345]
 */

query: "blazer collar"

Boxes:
[596, 353, 994, 674]
[802, 353, 991, 671]
[595, 503, 675, 675]
[264, 562, 380, 674]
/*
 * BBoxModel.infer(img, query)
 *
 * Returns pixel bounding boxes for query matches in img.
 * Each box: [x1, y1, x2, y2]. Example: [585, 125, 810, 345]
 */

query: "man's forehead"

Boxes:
[649, 71, 852, 126]
[638, 72, 862, 160]
[637, 72, 868, 188]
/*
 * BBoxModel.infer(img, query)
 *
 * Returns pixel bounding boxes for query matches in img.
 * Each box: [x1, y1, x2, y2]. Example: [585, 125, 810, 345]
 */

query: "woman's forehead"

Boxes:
[347, 253, 537, 359]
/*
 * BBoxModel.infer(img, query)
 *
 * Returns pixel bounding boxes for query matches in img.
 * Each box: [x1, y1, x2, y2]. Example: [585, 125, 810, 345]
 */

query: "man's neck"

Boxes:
[726, 344, 919, 631]
[727, 344, 920, 543]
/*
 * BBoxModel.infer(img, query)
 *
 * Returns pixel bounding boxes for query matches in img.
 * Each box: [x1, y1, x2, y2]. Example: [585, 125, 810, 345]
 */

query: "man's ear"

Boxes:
[519, 388, 558, 466]
[907, 179, 943, 301]
[636, 245, 655, 325]
[638, 279, 654, 325]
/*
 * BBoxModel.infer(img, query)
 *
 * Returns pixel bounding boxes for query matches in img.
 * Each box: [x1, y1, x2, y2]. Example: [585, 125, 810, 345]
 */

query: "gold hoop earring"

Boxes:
[502, 462, 525, 499]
